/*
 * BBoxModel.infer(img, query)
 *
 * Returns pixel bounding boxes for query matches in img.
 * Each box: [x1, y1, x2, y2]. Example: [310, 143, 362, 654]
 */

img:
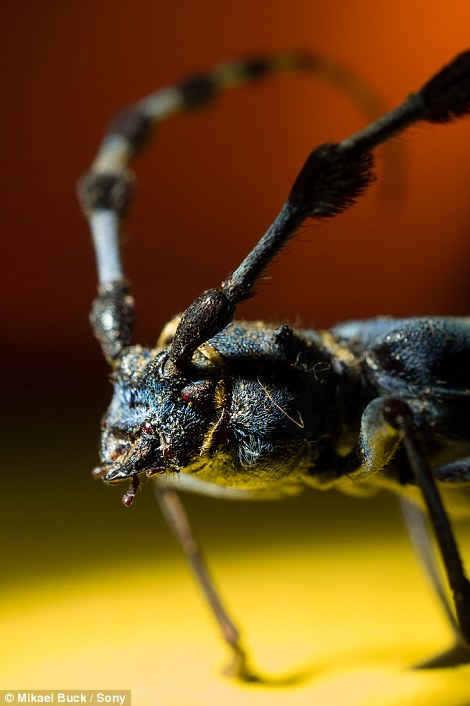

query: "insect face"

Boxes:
[98, 346, 218, 481]
[98, 323, 342, 498]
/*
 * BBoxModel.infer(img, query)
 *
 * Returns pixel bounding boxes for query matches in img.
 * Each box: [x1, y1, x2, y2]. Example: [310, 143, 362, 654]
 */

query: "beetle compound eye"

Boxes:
[181, 380, 214, 410]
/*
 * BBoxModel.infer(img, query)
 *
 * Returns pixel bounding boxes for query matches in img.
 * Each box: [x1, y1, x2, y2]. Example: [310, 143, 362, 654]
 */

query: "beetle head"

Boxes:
[94, 343, 228, 504]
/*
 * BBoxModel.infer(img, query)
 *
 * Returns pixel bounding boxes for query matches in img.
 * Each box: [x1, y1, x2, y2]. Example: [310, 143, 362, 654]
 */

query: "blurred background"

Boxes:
[1, 1, 470, 702]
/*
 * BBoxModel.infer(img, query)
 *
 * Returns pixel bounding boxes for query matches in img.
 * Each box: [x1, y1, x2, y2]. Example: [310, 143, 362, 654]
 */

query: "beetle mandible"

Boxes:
[79, 50, 470, 680]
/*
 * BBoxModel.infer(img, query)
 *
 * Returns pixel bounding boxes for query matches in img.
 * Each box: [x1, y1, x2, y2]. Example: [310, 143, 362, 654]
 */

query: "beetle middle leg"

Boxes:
[384, 401, 470, 652]
[400, 497, 470, 667]
[342, 397, 470, 664]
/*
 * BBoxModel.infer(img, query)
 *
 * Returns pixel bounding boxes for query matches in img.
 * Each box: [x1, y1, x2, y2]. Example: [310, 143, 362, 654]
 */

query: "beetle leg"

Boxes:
[433, 457, 470, 483]
[399, 496, 470, 667]
[340, 396, 470, 658]
[153, 483, 259, 681]
[340, 396, 404, 481]
[400, 496, 459, 634]
[384, 400, 470, 654]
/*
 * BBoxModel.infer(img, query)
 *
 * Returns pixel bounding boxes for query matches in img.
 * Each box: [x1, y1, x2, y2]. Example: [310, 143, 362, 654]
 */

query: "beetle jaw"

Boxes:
[92, 432, 176, 507]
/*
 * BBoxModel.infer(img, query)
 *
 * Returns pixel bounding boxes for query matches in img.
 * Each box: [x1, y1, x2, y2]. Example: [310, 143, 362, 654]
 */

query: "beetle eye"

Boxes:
[142, 422, 157, 435]
[181, 380, 213, 410]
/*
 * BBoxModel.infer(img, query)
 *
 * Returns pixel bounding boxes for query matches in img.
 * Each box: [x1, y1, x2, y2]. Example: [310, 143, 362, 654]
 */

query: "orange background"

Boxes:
[2, 2, 470, 374]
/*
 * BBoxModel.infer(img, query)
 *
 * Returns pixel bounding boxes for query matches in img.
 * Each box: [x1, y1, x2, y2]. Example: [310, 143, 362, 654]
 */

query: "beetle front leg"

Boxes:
[153, 483, 260, 681]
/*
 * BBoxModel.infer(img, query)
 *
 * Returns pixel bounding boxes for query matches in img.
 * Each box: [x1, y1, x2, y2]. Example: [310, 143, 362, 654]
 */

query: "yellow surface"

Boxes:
[2, 538, 470, 706]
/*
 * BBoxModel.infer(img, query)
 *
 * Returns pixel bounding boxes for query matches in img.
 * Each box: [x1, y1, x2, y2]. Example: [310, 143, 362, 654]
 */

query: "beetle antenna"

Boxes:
[167, 50, 470, 371]
[78, 51, 396, 365]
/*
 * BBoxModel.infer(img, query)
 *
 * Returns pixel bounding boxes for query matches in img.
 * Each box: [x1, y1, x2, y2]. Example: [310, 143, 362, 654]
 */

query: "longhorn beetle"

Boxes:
[79, 50, 470, 680]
